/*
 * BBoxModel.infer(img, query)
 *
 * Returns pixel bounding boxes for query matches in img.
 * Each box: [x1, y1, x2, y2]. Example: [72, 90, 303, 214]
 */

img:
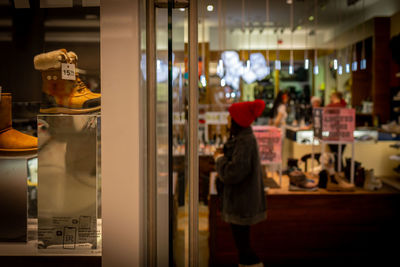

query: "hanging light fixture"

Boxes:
[338, 49, 343, 75]
[217, 0, 224, 78]
[313, 0, 319, 75]
[275, 28, 281, 71]
[289, 1, 294, 75]
[351, 44, 358, 71]
[345, 47, 351, 73]
[333, 0, 338, 70]
[275, 49, 281, 70]
[338, 65, 343, 75]
[360, 0, 367, 70]
[265, 0, 271, 75]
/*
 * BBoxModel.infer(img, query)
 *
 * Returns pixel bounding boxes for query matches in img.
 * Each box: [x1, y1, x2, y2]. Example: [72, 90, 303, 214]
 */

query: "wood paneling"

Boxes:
[372, 17, 391, 123]
[351, 38, 373, 108]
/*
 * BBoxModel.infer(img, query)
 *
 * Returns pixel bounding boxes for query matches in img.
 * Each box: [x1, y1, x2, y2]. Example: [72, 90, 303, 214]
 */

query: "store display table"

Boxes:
[209, 177, 400, 266]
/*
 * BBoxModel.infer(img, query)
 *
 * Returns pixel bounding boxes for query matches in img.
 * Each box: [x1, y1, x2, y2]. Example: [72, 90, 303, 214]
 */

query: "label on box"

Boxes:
[61, 63, 76, 80]
[38, 215, 97, 249]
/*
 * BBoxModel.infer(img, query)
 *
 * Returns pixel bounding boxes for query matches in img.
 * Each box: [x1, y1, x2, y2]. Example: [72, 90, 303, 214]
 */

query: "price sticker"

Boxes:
[61, 63, 76, 80]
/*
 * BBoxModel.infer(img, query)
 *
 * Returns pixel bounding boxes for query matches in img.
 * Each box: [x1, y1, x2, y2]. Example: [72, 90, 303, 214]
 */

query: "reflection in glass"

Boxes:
[37, 115, 99, 250]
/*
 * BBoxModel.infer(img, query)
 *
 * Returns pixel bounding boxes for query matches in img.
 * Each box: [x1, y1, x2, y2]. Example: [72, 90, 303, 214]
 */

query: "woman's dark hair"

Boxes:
[230, 118, 245, 138]
[269, 91, 287, 119]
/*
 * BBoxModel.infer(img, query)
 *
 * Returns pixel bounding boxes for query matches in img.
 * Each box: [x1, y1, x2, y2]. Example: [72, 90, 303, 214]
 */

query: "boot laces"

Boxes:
[76, 77, 90, 93]
[61, 51, 89, 93]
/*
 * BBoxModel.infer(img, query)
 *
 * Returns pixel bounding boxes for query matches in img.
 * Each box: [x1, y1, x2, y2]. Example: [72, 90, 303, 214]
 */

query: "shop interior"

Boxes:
[0, 0, 400, 266]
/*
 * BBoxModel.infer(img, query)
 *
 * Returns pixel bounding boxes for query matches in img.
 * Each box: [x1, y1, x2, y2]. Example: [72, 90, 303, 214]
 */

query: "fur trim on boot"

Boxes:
[34, 49, 68, 70]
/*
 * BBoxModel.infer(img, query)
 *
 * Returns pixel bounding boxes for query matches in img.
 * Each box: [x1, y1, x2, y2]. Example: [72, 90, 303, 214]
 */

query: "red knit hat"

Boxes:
[228, 100, 266, 127]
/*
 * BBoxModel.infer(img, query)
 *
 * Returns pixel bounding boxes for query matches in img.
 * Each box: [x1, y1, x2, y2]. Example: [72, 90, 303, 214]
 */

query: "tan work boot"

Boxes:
[34, 49, 101, 114]
[327, 172, 355, 192]
[0, 93, 37, 153]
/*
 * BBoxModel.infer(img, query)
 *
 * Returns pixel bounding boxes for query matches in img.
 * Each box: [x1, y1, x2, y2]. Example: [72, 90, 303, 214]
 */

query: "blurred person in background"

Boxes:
[214, 100, 267, 267]
[270, 91, 289, 129]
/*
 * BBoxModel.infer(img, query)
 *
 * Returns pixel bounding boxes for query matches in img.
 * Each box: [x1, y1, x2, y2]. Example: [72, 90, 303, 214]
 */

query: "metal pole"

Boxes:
[351, 142, 355, 184]
[167, 1, 174, 266]
[338, 143, 342, 172]
[146, 0, 157, 265]
[188, 0, 199, 265]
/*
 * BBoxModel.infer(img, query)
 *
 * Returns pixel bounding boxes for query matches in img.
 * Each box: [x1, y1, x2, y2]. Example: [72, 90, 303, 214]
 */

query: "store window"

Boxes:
[0, 0, 101, 257]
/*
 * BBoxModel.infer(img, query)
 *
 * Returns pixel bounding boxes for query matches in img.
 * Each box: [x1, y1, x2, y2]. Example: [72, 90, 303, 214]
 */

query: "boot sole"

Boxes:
[40, 106, 101, 114]
[0, 148, 37, 152]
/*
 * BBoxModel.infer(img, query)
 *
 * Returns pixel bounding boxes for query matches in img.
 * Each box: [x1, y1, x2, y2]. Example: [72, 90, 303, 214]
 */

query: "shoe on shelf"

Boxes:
[389, 143, 400, 149]
[288, 166, 318, 190]
[327, 172, 355, 192]
[382, 121, 400, 134]
[0, 93, 37, 153]
[364, 169, 382, 191]
[389, 154, 400, 161]
[34, 49, 101, 114]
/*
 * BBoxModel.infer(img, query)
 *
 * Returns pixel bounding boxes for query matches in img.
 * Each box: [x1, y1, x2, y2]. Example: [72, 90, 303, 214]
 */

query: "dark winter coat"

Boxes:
[216, 127, 266, 225]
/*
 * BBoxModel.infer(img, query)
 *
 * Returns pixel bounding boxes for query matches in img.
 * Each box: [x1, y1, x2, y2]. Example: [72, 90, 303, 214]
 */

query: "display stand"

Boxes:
[0, 153, 36, 243]
[264, 162, 282, 186]
[311, 138, 355, 184]
[37, 114, 100, 251]
[311, 107, 356, 184]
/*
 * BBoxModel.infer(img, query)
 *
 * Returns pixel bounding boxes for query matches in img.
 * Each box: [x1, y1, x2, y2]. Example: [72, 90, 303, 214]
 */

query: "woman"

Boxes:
[270, 91, 289, 128]
[214, 100, 266, 267]
[327, 91, 346, 108]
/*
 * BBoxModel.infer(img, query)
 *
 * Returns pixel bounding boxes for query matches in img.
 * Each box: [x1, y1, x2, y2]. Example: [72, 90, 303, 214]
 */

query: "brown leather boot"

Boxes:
[34, 49, 101, 114]
[0, 93, 37, 153]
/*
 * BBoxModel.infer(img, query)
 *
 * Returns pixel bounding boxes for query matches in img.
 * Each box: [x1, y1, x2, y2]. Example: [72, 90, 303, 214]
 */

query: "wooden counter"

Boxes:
[209, 184, 400, 266]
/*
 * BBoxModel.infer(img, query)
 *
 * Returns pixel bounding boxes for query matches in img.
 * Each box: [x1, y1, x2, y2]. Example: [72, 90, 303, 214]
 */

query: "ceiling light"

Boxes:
[314, 65, 319, 75]
[308, 16, 314, 21]
[207, 5, 214, 12]
[179, 8, 185, 11]
[289, 65, 294, 75]
[275, 60, 281, 70]
[286, 0, 293, 4]
[345, 63, 350, 73]
[304, 59, 310, 70]
[360, 59, 367, 70]
[338, 65, 343, 75]
[352, 61, 358, 72]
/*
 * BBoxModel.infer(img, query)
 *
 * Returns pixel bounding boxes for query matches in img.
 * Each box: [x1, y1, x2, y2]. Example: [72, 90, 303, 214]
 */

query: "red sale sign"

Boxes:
[252, 126, 282, 164]
[322, 108, 355, 142]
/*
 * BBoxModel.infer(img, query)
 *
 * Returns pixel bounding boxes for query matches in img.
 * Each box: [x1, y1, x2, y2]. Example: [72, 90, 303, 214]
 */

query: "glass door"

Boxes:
[147, 0, 199, 266]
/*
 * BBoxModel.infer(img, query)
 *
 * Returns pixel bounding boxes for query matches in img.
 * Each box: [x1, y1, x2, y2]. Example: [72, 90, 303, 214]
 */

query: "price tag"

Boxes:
[61, 63, 76, 80]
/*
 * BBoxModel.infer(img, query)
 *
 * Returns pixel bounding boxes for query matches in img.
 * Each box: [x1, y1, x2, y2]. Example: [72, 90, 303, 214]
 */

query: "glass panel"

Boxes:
[0, 2, 101, 255]
[156, 7, 170, 265]
[156, 6, 189, 266]
[171, 8, 188, 267]
[37, 115, 100, 251]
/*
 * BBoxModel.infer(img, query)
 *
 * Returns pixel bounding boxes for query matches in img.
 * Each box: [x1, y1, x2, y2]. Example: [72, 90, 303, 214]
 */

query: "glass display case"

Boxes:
[0, 1, 101, 256]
